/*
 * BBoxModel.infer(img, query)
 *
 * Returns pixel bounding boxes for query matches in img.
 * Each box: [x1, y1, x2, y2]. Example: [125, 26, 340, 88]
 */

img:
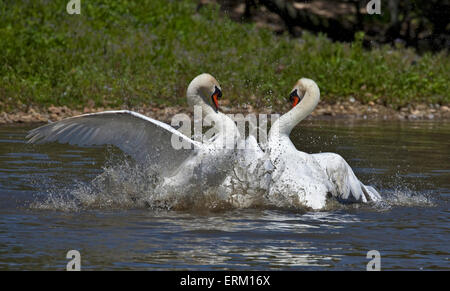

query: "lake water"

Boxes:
[0, 120, 448, 270]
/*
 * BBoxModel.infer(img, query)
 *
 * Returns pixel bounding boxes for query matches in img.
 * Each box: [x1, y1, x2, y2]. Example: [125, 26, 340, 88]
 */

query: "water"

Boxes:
[0, 120, 448, 270]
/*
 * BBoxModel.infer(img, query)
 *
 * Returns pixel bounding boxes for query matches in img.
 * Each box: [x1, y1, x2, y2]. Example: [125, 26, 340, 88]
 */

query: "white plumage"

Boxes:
[27, 74, 239, 193]
[266, 78, 381, 210]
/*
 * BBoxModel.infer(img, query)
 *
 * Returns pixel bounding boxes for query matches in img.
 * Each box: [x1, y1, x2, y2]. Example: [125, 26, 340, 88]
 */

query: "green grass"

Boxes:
[0, 0, 449, 112]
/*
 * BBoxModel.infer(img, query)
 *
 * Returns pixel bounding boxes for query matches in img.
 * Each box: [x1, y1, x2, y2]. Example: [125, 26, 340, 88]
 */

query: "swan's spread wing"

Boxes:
[27, 110, 200, 175]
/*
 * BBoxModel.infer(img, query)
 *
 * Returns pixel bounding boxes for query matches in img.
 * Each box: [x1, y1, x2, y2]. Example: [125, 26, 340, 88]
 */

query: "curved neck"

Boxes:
[187, 89, 218, 120]
[269, 81, 320, 141]
[187, 87, 239, 147]
[187, 82, 216, 117]
[203, 110, 239, 149]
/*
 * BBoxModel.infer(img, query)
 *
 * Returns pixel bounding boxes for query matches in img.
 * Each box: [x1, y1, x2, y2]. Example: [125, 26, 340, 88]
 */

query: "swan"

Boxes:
[266, 78, 381, 210]
[217, 133, 274, 207]
[27, 73, 240, 194]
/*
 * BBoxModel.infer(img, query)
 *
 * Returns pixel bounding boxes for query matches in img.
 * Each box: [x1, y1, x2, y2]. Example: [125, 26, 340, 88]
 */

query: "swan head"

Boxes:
[187, 73, 223, 113]
[289, 78, 320, 108]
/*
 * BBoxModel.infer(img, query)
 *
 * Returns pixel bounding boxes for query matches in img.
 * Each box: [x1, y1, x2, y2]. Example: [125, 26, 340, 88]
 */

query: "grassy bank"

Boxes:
[0, 0, 449, 113]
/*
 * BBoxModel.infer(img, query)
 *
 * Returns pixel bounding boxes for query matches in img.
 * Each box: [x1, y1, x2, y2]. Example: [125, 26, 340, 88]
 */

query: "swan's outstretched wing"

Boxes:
[312, 152, 381, 202]
[27, 110, 201, 175]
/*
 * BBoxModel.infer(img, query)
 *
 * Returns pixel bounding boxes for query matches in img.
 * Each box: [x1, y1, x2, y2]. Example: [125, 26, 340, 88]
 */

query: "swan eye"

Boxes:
[289, 89, 299, 102]
[213, 86, 222, 99]
[289, 89, 301, 107]
[211, 86, 222, 113]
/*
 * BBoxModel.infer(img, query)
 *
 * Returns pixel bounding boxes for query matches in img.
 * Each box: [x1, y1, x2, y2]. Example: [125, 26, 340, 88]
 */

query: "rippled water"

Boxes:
[0, 120, 448, 270]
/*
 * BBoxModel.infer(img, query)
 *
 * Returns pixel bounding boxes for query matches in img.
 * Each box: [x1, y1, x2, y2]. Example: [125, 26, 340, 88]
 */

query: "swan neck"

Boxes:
[187, 83, 216, 117]
[188, 87, 238, 146]
[270, 82, 320, 138]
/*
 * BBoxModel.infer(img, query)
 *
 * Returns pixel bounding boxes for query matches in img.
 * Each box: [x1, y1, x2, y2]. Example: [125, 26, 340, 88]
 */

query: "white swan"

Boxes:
[217, 133, 274, 207]
[27, 73, 239, 192]
[266, 78, 381, 210]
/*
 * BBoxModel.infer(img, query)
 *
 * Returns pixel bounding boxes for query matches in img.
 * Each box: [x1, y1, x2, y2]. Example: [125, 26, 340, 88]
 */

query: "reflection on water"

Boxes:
[0, 120, 448, 270]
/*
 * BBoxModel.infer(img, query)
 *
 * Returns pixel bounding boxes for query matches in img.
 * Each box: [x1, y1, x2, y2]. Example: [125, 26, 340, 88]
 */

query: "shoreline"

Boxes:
[1, 101, 449, 125]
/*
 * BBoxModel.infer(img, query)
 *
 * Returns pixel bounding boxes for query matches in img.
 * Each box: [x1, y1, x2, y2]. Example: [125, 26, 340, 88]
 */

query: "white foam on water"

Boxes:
[29, 157, 437, 213]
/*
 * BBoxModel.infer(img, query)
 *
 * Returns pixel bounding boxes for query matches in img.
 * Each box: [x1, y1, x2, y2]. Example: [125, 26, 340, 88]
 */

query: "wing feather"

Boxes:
[27, 110, 200, 175]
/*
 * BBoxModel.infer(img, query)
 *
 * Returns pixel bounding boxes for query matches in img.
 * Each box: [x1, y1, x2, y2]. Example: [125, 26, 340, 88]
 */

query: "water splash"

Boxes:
[29, 156, 437, 213]
[375, 188, 436, 209]
[30, 160, 160, 211]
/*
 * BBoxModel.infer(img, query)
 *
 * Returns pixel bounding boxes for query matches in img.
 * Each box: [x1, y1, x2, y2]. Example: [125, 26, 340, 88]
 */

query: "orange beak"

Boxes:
[212, 93, 220, 112]
[291, 96, 300, 108]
